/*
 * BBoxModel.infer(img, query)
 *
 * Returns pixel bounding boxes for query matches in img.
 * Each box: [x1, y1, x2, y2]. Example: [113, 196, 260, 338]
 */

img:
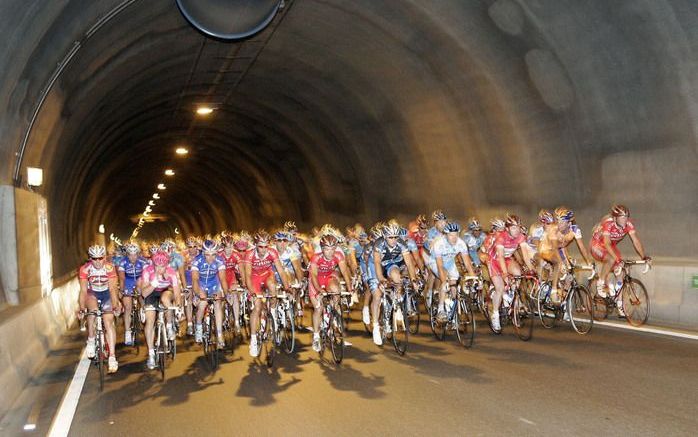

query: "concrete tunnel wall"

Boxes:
[0, 0, 697, 284]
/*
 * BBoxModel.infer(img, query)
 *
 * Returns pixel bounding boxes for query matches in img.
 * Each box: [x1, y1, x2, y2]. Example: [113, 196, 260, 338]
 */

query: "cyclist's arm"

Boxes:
[243, 263, 252, 292]
[118, 270, 126, 294]
[603, 233, 620, 263]
[172, 279, 182, 306]
[309, 263, 321, 292]
[574, 237, 591, 265]
[373, 251, 387, 283]
[436, 255, 448, 284]
[403, 250, 417, 281]
[217, 269, 228, 297]
[459, 252, 475, 275]
[519, 242, 536, 271]
[346, 247, 358, 276]
[496, 244, 507, 275]
[191, 271, 204, 298]
[411, 248, 424, 270]
[273, 258, 290, 289]
[177, 264, 186, 292]
[628, 231, 646, 259]
[108, 276, 121, 311]
[338, 260, 353, 293]
[78, 278, 88, 311]
[291, 257, 304, 283]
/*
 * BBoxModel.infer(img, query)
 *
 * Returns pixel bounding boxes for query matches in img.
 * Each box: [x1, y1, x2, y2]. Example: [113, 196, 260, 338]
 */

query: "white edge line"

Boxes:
[577, 318, 698, 340]
[47, 348, 90, 437]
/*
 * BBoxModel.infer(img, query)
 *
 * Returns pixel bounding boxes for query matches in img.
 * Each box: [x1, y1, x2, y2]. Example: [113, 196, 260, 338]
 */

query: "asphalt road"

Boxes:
[2, 310, 697, 436]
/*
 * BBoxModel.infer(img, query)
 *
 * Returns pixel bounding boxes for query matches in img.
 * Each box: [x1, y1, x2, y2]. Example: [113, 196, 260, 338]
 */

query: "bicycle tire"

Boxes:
[455, 295, 475, 348]
[569, 284, 593, 334]
[132, 307, 141, 354]
[537, 282, 558, 329]
[264, 310, 275, 367]
[210, 314, 219, 369]
[329, 309, 345, 364]
[407, 292, 420, 335]
[392, 298, 409, 355]
[96, 333, 105, 391]
[622, 278, 650, 327]
[158, 326, 166, 381]
[283, 305, 296, 354]
[512, 290, 533, 341]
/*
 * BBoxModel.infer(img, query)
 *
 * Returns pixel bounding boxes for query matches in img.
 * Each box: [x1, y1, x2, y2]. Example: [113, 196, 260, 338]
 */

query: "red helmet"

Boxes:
[220, 235, 233, 247]
[152, 251, 170, 266]
[254, 230, 270, 246]
[320, 234, 339, 248]
[611, 204, 629, 217]
[538, 209, 555, 224]
[505, 214, 522, 227]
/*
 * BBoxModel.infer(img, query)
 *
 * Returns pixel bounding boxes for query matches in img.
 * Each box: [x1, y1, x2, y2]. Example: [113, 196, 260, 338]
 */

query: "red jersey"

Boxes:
[592, 217, 635, 245]
[482, 230, 503, 254]
[408, 230, 426, 249]
[488, 231, 526, 259]
[243, 248, 280, 276]
[79, 261, 117, 292]
[310, 251, 345, 276]
[219, 250, 243, 285]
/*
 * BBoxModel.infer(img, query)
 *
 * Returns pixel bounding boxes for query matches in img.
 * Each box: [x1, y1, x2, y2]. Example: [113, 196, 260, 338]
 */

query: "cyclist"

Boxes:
[273, 230, 305, 290]
[360, 225, 383, 326]
[141, 251, 182, 370]
[479, 218, 505, 268]
[243, 231, 291, 357]
[550, 207, 592, 302]
[428, 222, 476, 320]
[117, 243, 149, 346]
[422, 210, 448, 304]
[372, 222, 419, 346]
[78, 245, 121, 373]
[218, 235, 246, 334]
[590, 205, 649, 301]
[462, 218, 485, 268]
[308, 234, 354, 352]
[408, 214, 429, 259]
[162, 239, 186, 295]
[486, 215, 535, 332]
[182, 237, 201, 335]
[191, 240, 228, 348]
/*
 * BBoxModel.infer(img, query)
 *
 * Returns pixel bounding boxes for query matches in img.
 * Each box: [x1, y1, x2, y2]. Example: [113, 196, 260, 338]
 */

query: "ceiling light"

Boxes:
[148, 200, 155, 206]
[98, 224, 105, 234]
[143, 211, 150, 217]
[152, 193, 160, 199]
[157, 183, 166, 190]
[196, 106, 214, 115]
[175, 147, 188, 155]
[27, 167, 43, 187]
[145, 206, 152, 212]
[164, 169, 175, 176]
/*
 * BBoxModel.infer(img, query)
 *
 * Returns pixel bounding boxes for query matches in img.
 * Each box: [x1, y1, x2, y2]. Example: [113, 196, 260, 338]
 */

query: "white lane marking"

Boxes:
[47, 348, 90, 437]
[574, 318, 698, 340]
[519, 417, 535, 425]
[428, 379, 440, 385]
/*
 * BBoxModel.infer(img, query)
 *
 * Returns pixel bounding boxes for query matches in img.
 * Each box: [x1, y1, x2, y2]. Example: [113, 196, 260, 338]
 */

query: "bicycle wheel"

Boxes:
[622, 278, 650, 326]
[455, 296, 475, 348]
[392, 298, 409, 356]
[264, 312, 276, 367]
[283, 305, 296, 354]
[329, 309, 345, 364]
[210, 315, 219, 369]
[568, 284, 593, 334]
[158, 326, 166, 381]
[537, 282, 558, 329]
[407, 292, 420, 335]
[96, 334, 105, 391]
[132, 307, 140, 354]
[512, 290, 533, 341]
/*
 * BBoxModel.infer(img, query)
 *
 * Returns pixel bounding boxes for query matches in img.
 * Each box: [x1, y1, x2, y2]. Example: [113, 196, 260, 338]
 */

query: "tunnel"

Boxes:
[0, 0, 698, 430]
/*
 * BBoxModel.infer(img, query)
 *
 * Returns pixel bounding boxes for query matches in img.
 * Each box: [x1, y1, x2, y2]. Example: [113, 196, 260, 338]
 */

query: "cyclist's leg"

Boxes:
[144, 293, 160, 352]
[122, 294, 133, 337]
[212, 288, 225, 344]
[103, 312, 117, 357]
[184, 287, 194, 330]
[85, 293, 98, 342]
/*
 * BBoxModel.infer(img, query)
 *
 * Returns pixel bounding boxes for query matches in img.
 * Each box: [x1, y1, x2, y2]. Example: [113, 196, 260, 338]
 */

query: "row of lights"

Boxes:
[129, 105, 215, 239]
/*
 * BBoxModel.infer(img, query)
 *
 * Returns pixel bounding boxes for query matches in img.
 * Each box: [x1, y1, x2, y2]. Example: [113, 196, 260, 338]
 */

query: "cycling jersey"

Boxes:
[79, 261, 117, 293]
[183, 250, 200, 287]
[141, 265, 179, 292]
[273, 245, 301, 283]
[309, 251, 344, 298]
[219, 250, 243, 286]
[191, 253, 226, 292]
[168, 252, 184, 270]
[422, 227, 442, 254]
[488, 231, 527, 260]
[118, 257, 149, 293]
[427, 235, 468, 280]
[591, 217, 635, 245]
[403, 236, 418, 252]
[462, 231, 485, 266]
[373, 237, 408, 267]
[244, 248, 280, 276]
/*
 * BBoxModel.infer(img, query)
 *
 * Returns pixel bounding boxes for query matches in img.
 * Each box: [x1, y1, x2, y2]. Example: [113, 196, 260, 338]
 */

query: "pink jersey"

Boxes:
[489, 231, 526, 259]
[592, 217, 635, 245]
[244, 248, 280, 276]
[142, 265, 179, 291]
[310, 251, 345, 276]
[79, 261, 116, 292]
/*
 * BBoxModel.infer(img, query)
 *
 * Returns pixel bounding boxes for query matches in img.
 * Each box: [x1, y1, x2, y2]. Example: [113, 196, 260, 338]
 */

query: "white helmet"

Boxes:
[88, 245, 106, 258]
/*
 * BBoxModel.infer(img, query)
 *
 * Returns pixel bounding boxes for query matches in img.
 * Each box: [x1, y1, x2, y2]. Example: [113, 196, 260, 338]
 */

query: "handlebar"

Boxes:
[624, 259, 652, 274]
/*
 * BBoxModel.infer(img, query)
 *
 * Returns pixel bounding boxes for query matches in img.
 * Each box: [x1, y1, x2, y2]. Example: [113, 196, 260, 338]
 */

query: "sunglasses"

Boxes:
[257, 244, 268, 248]
[91, 257, 105, 261]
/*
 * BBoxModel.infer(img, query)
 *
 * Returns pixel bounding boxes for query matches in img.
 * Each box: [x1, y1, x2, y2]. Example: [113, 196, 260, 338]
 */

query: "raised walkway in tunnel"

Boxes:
[1, 307, 697, 436]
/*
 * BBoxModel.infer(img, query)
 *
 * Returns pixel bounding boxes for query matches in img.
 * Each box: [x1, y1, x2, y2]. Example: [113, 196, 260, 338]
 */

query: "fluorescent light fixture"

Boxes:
[175, 147, 188, 155]
[164, 169, 175, 176]
[27, 167, 43, 187]
[157, 183, 166, 190]
[152, 193, 160, 199]
[174, 227, 180, 235]
[148, 200, 155, 206]
[145, 206, 152, 212]
[196, 106, 214, 115]
[143, 211, 150, 217]
[98, 224, 105, 234]
[23, 424, 36, 431]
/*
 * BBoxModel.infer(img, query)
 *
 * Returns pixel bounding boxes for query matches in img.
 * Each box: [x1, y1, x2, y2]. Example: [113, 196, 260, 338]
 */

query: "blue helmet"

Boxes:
[444, 222, 461, 233]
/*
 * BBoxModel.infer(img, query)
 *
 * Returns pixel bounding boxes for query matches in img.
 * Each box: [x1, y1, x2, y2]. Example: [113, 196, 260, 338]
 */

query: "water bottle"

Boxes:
[260, 317, 267, 332]
[445, 297, 454, 315]
[503, 290, 514, 307]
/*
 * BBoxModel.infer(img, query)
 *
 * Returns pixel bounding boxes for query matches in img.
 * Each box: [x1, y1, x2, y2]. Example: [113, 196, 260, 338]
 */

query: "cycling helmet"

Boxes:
[152, 251, 170, 266]
[319, 234, 339, 248]
[202, 239, 219, 254]
[253, 231, 270, 246]
[220, 235, 234, 247]
[186, 236, 200, 248]
[416, 214, 428, 228]
[160, 239, 176, 253]
[467, 218, 481, 231]
[611, 204, 629, 217]
[398, 227, 409, 238]
[283, 221, 297, 233]
[233, 238, 249, 251]
[538, 209, 555, 224]
[505, 214, 522, 227]
[273, 231, 288, 241]
[491, 218, 505, 231]
[444, 222, 461, 233]
[124, 243, 140, 254]
[88, 245, 106, 259]
[148, 245, 159, 255]
[370, 225, 383, 239]
[431, 209, 447, 221]
[358, 231, 368, 240]
[554, 206, 574, 222]
[383, 223, 401, 238]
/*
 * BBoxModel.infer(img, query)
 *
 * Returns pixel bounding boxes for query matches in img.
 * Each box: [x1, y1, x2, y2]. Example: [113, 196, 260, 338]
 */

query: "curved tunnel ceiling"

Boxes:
[0, 0, 697, 278]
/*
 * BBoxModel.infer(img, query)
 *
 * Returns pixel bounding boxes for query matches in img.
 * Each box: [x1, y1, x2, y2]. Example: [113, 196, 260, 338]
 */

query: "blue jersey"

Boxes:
[118, 257, 149, 290]
[423, 227, 442, 253]
[191, 254, 226, 290]
[169, 252, 184, 270]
